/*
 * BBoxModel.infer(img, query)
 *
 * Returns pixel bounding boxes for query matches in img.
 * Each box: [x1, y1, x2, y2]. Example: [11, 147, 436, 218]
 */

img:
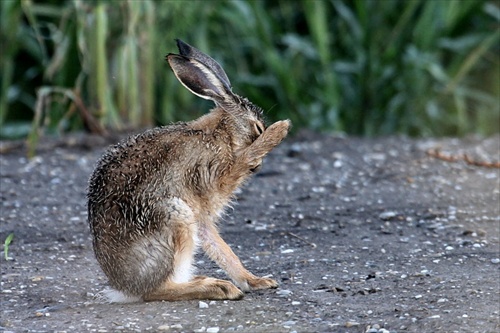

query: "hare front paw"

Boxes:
[264, 119, 291, 143]
[246, 276, 279, 291]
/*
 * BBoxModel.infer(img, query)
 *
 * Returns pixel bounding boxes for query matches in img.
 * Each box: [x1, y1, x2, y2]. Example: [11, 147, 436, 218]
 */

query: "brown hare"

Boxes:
[87, 39, 291, 302]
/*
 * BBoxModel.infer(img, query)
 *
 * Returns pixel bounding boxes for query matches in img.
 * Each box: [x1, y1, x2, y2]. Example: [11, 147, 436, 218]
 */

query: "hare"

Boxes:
[87, 39, 291, 302]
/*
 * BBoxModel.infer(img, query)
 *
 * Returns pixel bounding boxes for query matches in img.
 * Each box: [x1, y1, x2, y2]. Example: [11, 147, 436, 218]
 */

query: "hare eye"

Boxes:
[254, 123, 264, 135]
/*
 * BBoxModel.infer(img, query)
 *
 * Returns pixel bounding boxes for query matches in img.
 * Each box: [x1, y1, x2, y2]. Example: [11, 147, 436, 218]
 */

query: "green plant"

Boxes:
[2, 0, 498, 146]
[4, 233, 14, 261]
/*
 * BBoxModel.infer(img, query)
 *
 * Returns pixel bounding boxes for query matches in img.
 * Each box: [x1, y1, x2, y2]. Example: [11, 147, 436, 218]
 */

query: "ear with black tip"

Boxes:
[166, 53, 233, 102]
[175, 39, 232, 92]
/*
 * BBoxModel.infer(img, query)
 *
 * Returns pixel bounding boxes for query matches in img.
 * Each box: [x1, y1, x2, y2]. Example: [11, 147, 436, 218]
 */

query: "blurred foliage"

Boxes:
[1, 0, 499, 146]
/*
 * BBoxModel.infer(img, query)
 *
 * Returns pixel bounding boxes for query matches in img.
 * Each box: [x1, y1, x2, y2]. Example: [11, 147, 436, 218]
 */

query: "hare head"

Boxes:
[167, 39, 266, 153]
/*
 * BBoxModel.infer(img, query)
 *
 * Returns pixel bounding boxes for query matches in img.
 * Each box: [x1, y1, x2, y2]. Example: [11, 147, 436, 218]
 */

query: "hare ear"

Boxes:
[175, 39, 232, 92]
[166, 54, 232, 102]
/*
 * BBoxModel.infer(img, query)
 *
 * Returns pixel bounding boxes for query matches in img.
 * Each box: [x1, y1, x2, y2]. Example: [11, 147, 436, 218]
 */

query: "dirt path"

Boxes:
[1, 132, 499, 333]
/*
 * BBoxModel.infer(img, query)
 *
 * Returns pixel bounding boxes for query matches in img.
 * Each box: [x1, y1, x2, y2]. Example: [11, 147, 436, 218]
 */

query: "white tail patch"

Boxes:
[95, 288, 141, 303]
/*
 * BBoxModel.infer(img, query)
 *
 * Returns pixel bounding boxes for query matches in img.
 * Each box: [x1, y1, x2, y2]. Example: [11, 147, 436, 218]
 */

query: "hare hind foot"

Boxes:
[143, 276, 244, 301]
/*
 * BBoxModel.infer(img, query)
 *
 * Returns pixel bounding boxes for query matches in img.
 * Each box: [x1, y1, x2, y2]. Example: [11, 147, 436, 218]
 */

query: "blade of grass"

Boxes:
[444, 30, 500, 94]
[0, 0, 22, 128]
[20, 0, 49, 64]
[4, 233, 14, 261]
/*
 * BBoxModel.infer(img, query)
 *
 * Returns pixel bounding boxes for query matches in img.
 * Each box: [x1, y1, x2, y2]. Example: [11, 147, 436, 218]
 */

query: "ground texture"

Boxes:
[1, 131, 499, 333]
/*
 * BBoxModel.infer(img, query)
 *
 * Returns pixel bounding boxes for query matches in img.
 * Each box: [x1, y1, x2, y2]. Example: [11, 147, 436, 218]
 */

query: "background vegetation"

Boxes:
[1, 0, 499, 146]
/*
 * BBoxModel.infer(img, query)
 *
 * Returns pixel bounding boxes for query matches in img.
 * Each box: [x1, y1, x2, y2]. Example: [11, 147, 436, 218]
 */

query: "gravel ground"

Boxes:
[1, 131, 499, 333]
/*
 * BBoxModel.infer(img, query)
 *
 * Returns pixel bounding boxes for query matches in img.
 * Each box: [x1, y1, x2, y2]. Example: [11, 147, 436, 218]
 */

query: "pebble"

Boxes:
[291, 301, 301, 305]
[157, 325, 170, 331]
[170, 324, 183, 329]
[282, 320, 296, 326]
[491, 258, 500, 264]
[379, 211, 397, 220]
[206, 327, 220, 333]
[276, 289, 293, 296]
[199, 301, 209, 309]
[345, 321, 360, 327]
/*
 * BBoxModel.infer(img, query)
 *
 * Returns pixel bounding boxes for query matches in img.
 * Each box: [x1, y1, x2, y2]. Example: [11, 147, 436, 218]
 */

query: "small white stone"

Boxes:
[345, 321, 360, 327]
[379, 211, 397, 220]
[291, 301, 301, 305]
[445, 246, 454, 251]
[276, 289, 293, 296]
[491, 258, 500, 264]
[414, 294, 422, 299]
[193, 327, 206, 333]
[206, 327, 219, 333]
[157, 325, 170, 331]
[281, 249, 294, 254]
[199, 301, 209, 309]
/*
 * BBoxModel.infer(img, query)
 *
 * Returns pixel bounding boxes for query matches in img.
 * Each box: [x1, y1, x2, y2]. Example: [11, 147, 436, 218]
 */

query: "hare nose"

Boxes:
[250, 163, 262, 173]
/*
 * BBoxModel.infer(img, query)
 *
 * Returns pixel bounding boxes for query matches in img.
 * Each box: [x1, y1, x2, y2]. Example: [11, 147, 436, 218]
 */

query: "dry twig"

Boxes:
[426, 148, 500, 169]
[287, 232, 317, 248]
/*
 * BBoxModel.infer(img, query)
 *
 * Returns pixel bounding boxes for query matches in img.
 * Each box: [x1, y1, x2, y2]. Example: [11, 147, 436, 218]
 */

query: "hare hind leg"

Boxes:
[143, 276, 244, 301]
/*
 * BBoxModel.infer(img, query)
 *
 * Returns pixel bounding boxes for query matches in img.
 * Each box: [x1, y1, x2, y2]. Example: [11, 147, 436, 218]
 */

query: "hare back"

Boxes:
[88, 122, 235, 229]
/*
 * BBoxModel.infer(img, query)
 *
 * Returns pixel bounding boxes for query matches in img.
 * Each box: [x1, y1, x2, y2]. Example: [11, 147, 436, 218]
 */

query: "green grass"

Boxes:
[4, 233, 14, 261]
[1, 0, 498, 149]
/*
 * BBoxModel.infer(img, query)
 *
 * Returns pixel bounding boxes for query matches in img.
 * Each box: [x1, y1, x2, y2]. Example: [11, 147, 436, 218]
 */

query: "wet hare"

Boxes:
[87, 40, 290, 302]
